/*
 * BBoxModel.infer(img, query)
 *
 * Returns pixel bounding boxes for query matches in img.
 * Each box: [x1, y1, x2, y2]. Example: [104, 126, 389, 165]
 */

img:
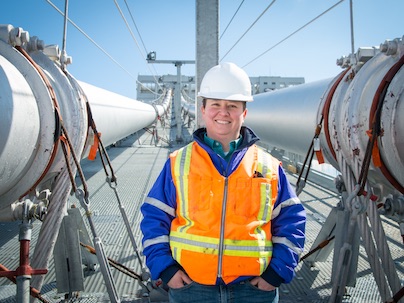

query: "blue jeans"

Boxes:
[169, 280, 279, 303]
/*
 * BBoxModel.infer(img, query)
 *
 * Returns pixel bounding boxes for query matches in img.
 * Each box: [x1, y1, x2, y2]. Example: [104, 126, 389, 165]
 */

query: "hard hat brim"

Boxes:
[197, 92, 253, 102]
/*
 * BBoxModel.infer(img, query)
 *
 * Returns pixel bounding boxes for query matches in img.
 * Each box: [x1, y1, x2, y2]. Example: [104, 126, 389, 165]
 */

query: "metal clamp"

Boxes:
[75, 188, 90, 209]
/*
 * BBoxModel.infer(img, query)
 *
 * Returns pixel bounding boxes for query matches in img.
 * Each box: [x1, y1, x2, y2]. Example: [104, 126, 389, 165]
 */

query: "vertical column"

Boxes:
[175, 62, 183, 142]
[195, 0, 219, 128]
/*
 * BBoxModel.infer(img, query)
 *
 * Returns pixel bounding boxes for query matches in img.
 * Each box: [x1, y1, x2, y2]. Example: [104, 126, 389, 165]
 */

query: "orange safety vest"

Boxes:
[169, 142, 280, 285]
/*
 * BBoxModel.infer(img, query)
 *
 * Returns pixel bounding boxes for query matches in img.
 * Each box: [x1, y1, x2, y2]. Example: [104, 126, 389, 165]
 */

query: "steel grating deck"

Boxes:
[0, 117, 403, 303]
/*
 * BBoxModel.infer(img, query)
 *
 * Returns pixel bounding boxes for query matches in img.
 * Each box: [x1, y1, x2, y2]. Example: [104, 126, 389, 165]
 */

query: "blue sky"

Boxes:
[1, 0, 403, 99]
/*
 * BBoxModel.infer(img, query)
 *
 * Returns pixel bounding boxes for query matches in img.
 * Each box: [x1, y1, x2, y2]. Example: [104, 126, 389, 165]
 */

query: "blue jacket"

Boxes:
[140, 126, 306, 287]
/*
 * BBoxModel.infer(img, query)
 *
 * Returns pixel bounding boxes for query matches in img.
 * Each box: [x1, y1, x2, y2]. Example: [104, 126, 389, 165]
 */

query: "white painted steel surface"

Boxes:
[323, 40, 404, 197]
[0, 39, 56, 210]
[245, 78, 333, 157]
[380, 64, 404, 188]
[181, 97, 195, 119]
[246, 37, 404, 197]
[30, 50, 88, 176]
[78, 81, 157, 148]
[0, 25, 171, 218]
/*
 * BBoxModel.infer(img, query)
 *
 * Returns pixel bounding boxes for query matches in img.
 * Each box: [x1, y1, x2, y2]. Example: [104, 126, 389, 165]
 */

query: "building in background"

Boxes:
[136, 74, 305, 102]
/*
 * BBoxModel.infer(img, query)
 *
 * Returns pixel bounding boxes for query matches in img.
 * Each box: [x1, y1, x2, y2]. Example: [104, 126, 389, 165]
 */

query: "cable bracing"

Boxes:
[242, 0, 345, 68]
[220, 0, 276, 61]
[220, 0, 245, 40]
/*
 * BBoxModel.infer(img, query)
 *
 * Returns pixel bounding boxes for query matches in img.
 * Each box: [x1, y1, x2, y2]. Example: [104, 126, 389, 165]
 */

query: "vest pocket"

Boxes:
[187, 176, 214, 211]
[232, 178, 271, 218]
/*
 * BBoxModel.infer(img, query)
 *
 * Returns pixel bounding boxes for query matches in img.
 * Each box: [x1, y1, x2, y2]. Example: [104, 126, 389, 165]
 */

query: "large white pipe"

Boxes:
[323, 39, 404, 196]
[0, 37, 59, 211]
[78, 81, 157, 148]
[245, 78, 333, 157]
[0, 25, 170, 218]
[246, 36, 404, 198]
[181, 96, 196, 119]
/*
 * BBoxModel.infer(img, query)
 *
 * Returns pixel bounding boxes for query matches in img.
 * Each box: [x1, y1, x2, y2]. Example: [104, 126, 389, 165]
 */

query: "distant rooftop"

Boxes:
[136, 74, 305, 102]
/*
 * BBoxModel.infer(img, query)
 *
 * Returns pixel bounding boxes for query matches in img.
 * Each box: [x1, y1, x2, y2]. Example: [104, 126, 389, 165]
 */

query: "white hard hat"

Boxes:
[198, 62, 253, 102]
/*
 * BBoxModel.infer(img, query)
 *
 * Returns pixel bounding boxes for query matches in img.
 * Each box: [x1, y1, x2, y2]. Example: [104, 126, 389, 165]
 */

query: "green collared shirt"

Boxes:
[203, 133, 243, 161]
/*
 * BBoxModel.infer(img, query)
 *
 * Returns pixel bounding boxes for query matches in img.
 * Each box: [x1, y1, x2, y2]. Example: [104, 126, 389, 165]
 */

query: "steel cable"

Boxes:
[366, 192, 402, 295]
[45, 0, 162, 95]
[242, 0, 345, 68]
[220, 0, 245, 40]
[221, 0, 276, 61]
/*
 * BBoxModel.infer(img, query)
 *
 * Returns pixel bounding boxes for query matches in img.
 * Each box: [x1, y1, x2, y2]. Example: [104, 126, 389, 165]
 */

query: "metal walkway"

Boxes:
[0, 114, 403, 303]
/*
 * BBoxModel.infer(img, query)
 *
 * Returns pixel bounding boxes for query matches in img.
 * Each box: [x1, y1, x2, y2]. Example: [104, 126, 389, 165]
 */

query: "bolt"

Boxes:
[38, 205, 47, 221]
[27, 36, 45, 52]
[380, 39, 398, 56]
[20, 31, 29, 44]
[383, 197, 393, 216]
[9, 27, 29, 46]
[380, 42, 388, 53]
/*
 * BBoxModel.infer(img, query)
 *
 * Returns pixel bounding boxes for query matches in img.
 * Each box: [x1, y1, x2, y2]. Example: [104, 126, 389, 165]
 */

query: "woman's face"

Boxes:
[201, 99, 247, 144]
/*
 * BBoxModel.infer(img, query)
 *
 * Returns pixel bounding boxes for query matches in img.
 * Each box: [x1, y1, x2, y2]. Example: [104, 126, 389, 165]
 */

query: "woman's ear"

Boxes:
[243, 108, 248, 120]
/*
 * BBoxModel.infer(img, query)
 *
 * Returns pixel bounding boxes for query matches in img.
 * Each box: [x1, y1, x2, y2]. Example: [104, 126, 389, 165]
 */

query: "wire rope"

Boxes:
[121, 0, 161, 78]
[45, 1, 137, 78]
[45, 0, 162, 96]
[123, 0, 149, 55]
[242, 0, 345, 68]
[113, 0, 146, 59]
[221, 0, 276, 61]
[220, 0, 245, 40]
[113, 0, 163, 92]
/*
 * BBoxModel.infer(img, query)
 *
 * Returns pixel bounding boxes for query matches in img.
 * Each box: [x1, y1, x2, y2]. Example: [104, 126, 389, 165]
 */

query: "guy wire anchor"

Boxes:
[75, 188, 121, 303]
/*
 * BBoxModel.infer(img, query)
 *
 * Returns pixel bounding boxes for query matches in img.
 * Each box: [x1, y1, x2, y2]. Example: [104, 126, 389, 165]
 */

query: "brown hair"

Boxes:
[202, 98, 246, 111]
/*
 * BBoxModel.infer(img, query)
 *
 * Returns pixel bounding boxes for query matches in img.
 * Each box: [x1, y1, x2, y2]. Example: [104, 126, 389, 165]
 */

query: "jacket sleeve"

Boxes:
[140, 159, 180, 282]
[261, 164, 306, 286]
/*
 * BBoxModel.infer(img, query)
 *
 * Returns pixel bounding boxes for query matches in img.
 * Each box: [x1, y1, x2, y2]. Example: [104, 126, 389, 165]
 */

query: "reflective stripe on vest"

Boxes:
[170, 143, 279, 284]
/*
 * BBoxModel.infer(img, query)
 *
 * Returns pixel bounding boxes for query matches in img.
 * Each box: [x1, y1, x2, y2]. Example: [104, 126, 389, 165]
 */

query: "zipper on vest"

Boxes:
[217, 176, 228, 279]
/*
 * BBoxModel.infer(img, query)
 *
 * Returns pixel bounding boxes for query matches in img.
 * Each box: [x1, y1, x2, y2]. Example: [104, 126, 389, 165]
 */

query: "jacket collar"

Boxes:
[193, 126, 260, 151]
